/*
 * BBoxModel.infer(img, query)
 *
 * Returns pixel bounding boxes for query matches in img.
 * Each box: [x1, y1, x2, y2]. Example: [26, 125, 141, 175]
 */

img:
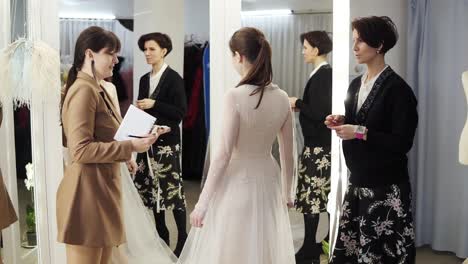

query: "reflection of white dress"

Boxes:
[178, 84, 296, 264]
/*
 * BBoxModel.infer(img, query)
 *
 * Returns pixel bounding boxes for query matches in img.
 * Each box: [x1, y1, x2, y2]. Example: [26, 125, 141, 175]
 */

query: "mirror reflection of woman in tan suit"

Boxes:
[0, 105, 18, 264]
[58, 26, 157, 264]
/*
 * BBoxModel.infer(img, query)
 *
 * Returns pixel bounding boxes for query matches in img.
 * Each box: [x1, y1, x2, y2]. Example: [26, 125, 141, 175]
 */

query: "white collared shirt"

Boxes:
[356, 65, 388, 112]
[149, 63, 168, 96]
[309, 61, 329, 78]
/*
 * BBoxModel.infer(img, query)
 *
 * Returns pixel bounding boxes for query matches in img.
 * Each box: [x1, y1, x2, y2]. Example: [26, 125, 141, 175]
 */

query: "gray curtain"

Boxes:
[407, 0, 468, 258]
[60, 19, 134, 71]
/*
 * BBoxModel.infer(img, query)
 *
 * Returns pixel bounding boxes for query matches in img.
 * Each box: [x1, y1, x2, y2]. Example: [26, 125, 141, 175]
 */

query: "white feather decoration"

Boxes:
[0, 38, 60, 108]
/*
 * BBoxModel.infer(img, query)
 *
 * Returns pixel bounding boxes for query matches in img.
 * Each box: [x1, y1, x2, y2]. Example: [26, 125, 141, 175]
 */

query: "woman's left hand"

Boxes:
[136, 98, 156, 110]
[289, 97, 298, 108]
[126, 159, 138, 177]
[190, 209, 206, 228]
[330, 125, 357, 140]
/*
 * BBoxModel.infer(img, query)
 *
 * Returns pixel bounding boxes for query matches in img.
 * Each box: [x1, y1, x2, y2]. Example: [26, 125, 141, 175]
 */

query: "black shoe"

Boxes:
[295, 247, 306, 261]
[173, 233, 188, 257]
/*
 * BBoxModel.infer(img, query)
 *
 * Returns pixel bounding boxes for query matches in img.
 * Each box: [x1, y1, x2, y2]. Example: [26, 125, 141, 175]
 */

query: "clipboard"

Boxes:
[114, 105, 156, 141]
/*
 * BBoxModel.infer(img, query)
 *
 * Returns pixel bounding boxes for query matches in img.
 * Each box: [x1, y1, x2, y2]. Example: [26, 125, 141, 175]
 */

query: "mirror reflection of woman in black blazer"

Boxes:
[134, 32, 188, 257]
[289, 31, 332, 264]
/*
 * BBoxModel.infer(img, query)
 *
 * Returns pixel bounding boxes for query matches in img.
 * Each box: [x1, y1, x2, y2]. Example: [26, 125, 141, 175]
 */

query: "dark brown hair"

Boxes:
[351, 16, 398, 54]
[300, 30, 332, 55]
[137, 32, 173, 56]
[62, 26, 121, 109]
[229, 27, 273, 109]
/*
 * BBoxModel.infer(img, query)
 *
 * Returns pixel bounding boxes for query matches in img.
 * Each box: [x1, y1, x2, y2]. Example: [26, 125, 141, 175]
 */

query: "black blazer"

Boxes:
[138, 66, 187, 146]
[296, 64, 332, 147]
[342, 67, 418, 187]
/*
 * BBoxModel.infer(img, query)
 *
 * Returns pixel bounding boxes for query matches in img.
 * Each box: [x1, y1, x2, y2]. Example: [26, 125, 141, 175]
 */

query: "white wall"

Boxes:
[133, 0, 185, 101]
[350, 0, 407, 79]
[185, 0, 210, 42]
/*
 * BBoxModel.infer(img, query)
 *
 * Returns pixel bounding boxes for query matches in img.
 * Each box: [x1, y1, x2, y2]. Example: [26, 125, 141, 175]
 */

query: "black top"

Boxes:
[342, 67, 418, 187]
[296, 64, 332, 147]
[138, 66, 187, 146]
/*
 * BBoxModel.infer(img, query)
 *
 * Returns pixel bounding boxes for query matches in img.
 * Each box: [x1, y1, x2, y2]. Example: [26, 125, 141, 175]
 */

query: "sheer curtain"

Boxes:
[241, 13, 332, 152]
[59, 19, 134, 70]
[407, 0, 468, 258]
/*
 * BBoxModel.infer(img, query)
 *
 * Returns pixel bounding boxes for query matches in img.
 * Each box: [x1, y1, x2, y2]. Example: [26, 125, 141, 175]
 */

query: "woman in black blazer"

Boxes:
[134, 32, 188, 257]
[289, 31, 332, 264]
[327, 16, 417, 264]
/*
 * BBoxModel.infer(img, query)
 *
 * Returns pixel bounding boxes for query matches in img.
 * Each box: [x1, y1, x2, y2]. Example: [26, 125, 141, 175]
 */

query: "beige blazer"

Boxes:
[0, 106, 18, 230]
[57, 72, 133, 247]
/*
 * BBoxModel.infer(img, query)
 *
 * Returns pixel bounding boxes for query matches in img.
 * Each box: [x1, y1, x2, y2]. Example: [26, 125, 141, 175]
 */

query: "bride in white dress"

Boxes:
[177, 27, 297, 264]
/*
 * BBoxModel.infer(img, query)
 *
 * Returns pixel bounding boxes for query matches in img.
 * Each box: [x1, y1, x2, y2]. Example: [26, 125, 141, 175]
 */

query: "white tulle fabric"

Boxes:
[110, 163, 178, 264]
[177, 84, 296, 264]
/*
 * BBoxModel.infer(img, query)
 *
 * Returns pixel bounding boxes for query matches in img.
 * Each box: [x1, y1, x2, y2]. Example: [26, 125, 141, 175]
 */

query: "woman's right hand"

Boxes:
[325, 114, 345, 128]
[131, 134, 158, 153]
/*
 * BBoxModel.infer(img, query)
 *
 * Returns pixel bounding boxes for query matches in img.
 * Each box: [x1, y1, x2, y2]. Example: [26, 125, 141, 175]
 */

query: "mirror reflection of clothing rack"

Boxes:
[183, 36, 210, 181]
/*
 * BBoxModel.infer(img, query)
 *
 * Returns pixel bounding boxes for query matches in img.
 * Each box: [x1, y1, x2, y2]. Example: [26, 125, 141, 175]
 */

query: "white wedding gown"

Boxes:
[177, 84, 296, 264]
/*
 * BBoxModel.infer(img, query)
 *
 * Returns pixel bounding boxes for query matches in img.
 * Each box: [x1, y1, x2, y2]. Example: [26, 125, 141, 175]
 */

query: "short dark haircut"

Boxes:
[300, 31, 332, 56]
[137, 32, 173, 56]
[351, 16, 398, 54]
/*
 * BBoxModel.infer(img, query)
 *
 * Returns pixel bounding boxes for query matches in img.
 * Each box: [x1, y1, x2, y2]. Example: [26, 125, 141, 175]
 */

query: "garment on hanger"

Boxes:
[182, 42, 209, 181]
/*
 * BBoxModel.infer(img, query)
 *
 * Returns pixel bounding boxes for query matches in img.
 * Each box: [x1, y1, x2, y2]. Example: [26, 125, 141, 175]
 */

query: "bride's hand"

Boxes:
[287, 198, 295, 209]
[190, 209, 206, 228]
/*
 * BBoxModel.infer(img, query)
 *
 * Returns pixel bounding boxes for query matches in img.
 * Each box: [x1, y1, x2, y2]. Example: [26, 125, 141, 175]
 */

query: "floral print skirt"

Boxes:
[295, 145, 331, 214]
[330, 181, 415, 264]
[134, 144, 186, 211]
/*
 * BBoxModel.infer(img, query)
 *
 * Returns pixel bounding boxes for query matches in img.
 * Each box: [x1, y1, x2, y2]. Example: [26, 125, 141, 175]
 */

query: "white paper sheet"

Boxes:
[114, 105, 156, 141]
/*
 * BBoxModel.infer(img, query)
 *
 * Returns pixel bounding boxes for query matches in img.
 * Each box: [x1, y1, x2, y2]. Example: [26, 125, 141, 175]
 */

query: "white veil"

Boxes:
[111, 163, 177, 264]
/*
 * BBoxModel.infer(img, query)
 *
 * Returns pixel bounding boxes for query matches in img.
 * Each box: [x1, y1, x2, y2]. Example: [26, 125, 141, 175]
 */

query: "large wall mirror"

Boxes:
[1, 0, 40, 263]
[241, 1, 333, 263]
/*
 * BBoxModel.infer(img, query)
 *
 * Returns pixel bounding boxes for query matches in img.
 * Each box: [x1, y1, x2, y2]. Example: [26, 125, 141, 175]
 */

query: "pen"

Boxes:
[128, 133, 158, 138]
[128, 135, 145, 138]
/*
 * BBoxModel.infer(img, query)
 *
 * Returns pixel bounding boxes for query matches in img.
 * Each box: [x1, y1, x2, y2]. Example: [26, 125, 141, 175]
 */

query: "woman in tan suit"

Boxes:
[0, 105, 18, 264]
[58, 26, 157, 264]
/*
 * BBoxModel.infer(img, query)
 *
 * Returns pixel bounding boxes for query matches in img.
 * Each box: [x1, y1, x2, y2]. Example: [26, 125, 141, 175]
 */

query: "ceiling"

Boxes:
[59, 0, 332, 19]
[59, 0, 134, 19]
